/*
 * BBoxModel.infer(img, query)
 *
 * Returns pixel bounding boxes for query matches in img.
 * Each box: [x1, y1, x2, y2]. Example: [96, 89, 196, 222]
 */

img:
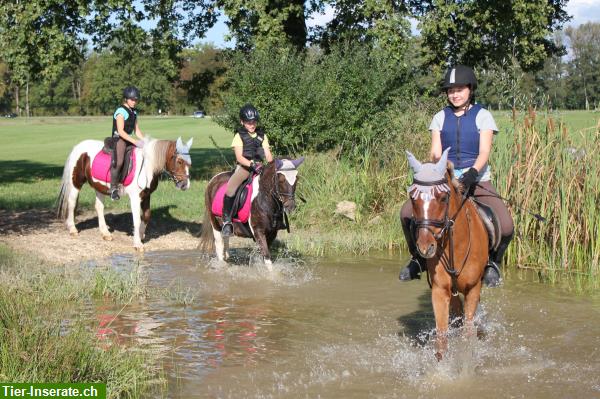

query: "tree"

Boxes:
[0, 0, 89, 115]
[565, 22, 600, 110]
[408, 0, 570, 72]
[177, 45, 227, 114]
[313, 0, 411, 61]
[218, 0, 311, 51]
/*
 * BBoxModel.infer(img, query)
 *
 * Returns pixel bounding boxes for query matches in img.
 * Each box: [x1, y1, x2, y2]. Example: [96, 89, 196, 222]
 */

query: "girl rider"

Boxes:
[221, 104, 274, 237]
[110, 86, 145, 200]
[399, 65, 514, 287]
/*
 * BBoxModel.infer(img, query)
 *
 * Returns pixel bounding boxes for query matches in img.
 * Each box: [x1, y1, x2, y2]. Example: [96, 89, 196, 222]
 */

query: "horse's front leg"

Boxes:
[95, 192, 112, 240]
[463, 281, 482, 339]
[129, 194, 144, 251]
[431, 284, 451, 361]
[254, 229, 273, 271]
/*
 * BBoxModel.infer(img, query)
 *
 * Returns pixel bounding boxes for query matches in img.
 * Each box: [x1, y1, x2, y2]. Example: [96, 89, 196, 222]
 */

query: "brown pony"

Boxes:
[57, 137, 193, 250]
[199, 158, 304, 270]
[406, 148, 488, 360]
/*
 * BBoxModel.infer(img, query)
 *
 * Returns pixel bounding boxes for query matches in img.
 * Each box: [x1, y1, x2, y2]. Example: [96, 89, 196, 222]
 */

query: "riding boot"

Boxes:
[399, 219, 427, 281]
[221, 195, 235, 237]
[483, 234, 513, 287]
[110, 154, 121, 201]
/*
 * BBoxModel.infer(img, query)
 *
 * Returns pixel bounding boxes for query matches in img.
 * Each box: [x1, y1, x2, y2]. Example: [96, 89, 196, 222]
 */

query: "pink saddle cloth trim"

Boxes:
[90, 149, 136, 186]
[211, 179, 254, 223]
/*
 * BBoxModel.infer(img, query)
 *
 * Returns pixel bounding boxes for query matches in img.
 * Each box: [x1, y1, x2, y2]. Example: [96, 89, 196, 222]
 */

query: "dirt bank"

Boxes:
[0, 209, 215, 264]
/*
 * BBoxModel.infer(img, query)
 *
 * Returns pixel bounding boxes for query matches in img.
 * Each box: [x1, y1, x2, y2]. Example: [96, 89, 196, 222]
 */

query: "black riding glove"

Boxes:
[459, 167, 479, 195]
[247, 162, 257, 174]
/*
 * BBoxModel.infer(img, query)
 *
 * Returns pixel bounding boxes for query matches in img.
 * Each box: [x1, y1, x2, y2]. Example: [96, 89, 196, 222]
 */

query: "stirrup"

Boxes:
[399, 257, 424, 281]
[221, 221, 233, 237]
[483, 261, 502, 287]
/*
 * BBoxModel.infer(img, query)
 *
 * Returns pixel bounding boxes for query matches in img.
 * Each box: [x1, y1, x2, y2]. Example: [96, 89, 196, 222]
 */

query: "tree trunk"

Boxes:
[25, 80, 30, 117]
[15, 85, 20, 115]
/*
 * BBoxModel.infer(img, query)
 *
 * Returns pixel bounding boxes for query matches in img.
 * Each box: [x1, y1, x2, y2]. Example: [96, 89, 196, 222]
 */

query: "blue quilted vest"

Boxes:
[440, 104, 482, 169]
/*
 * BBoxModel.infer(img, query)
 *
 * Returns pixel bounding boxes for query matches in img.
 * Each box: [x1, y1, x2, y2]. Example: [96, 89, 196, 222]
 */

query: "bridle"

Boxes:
[410, 177, 471, 296]
[164, 151, 190, 185]
[271, 170, 296, 205]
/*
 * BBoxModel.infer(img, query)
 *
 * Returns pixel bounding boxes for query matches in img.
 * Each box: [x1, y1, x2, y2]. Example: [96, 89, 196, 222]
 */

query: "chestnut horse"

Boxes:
[199, 158, 304, 270]
[56, 137, 193, 250]
[405, 148, 488, 360]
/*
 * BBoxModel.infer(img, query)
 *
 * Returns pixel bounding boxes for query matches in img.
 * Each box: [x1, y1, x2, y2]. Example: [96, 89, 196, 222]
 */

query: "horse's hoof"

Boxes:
[435, 352, 443, 362]
[134, 245, 144, 252]
[102, 234, 113, 241]
[69, 231, 78, 237]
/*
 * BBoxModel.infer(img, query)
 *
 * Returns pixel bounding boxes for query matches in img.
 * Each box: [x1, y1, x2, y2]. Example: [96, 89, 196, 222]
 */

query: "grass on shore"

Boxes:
[0, 244, 162, 398]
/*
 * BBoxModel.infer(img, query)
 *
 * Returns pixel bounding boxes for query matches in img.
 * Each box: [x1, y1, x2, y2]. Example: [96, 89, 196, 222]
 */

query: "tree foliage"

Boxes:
[217, 0, 312, 51]
[408, 0, 570, 72]
[565, 22, 600, 110]
[313, 0, 411, 61]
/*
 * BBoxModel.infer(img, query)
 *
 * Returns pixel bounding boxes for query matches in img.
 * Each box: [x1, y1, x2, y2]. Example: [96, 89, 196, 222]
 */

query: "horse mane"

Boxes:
[259, 161, 277, 194]
[446, 161, 460, 191]
[144, 139, 173, 176]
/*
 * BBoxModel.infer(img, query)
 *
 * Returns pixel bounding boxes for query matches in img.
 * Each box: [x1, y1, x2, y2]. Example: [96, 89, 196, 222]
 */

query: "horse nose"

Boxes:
[417, 242, 436, 259]
[425, 243, 436, 257]
[284, 201, 296, 213]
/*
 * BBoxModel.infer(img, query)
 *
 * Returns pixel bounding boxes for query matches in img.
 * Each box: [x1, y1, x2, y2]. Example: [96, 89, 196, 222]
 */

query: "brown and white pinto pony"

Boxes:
[56, 137, 193, 250]
[406, 148, 488, 361]
[200, 158, 304, 270]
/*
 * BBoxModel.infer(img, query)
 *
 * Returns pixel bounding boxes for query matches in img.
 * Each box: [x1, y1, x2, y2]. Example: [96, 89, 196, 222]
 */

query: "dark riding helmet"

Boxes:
[123, 86, 141, 100]
[442, 65, 477, 91]
[239, 104, 259, 122]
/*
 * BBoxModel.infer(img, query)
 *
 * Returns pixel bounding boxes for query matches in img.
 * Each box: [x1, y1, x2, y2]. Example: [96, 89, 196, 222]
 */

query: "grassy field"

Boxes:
[0, 116, 234, 220]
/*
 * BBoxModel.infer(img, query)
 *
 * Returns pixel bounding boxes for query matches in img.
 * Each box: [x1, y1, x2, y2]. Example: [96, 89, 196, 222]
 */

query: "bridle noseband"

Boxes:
[411, 178, 453, 240]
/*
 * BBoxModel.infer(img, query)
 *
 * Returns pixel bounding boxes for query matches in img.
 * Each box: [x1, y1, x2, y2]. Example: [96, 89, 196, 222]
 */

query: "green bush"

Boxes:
[216, 44, 409, 155]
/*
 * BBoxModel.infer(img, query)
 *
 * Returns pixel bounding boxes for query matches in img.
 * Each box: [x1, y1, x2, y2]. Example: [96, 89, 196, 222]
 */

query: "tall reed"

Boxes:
[493, 109, 600, 286]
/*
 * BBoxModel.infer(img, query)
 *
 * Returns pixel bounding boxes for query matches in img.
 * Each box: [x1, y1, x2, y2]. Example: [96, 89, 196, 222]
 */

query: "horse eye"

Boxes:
[441, 194, 449, 203]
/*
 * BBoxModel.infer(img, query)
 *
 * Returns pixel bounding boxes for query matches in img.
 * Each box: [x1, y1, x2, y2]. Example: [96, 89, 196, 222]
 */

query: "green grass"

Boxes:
[0, 244, 162, 398]
[0, 116, 234, 219]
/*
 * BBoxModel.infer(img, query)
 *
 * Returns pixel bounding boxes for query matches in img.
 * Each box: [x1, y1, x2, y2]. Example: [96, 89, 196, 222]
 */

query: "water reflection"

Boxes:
[93, 251, 600, 399]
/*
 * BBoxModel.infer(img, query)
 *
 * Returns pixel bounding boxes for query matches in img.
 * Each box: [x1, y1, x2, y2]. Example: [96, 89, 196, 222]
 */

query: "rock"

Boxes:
[367, 215, 382, 225]
[335, 201, 357, 221]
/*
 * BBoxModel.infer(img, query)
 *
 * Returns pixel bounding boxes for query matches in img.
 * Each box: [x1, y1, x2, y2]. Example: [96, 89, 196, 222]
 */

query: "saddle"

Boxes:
[473, 200, 501, 252]
[211, 174, 255, 223]
[90, 138, 136, 186]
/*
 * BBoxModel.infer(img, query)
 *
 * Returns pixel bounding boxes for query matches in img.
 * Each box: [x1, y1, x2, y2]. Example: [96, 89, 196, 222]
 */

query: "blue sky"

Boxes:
[197, 0, 600, 49]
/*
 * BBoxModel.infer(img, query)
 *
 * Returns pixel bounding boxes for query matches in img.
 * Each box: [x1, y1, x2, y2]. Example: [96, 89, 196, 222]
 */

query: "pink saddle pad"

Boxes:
[211, 179, 254, 223]
[91, 149, 136, 186]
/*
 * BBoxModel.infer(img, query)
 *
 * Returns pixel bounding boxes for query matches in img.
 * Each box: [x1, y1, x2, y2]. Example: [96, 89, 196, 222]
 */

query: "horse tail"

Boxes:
[198, 184, 216, 252]
[56, 147, 79, 220]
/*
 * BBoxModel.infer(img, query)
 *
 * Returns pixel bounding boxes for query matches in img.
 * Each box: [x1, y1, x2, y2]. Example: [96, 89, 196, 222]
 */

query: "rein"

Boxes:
[412, 177, 472, 296]
[269, 168, 296, 233]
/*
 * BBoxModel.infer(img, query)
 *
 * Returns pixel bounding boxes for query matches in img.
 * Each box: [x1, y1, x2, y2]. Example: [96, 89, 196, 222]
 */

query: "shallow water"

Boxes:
[100, 250, 600, 399]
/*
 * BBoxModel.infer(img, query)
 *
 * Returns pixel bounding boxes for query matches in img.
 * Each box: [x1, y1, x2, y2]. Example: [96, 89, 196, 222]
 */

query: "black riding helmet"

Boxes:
[239, 104, 259, 122]
[123, 86, 141, 100]
[442, 65, 477, 91]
